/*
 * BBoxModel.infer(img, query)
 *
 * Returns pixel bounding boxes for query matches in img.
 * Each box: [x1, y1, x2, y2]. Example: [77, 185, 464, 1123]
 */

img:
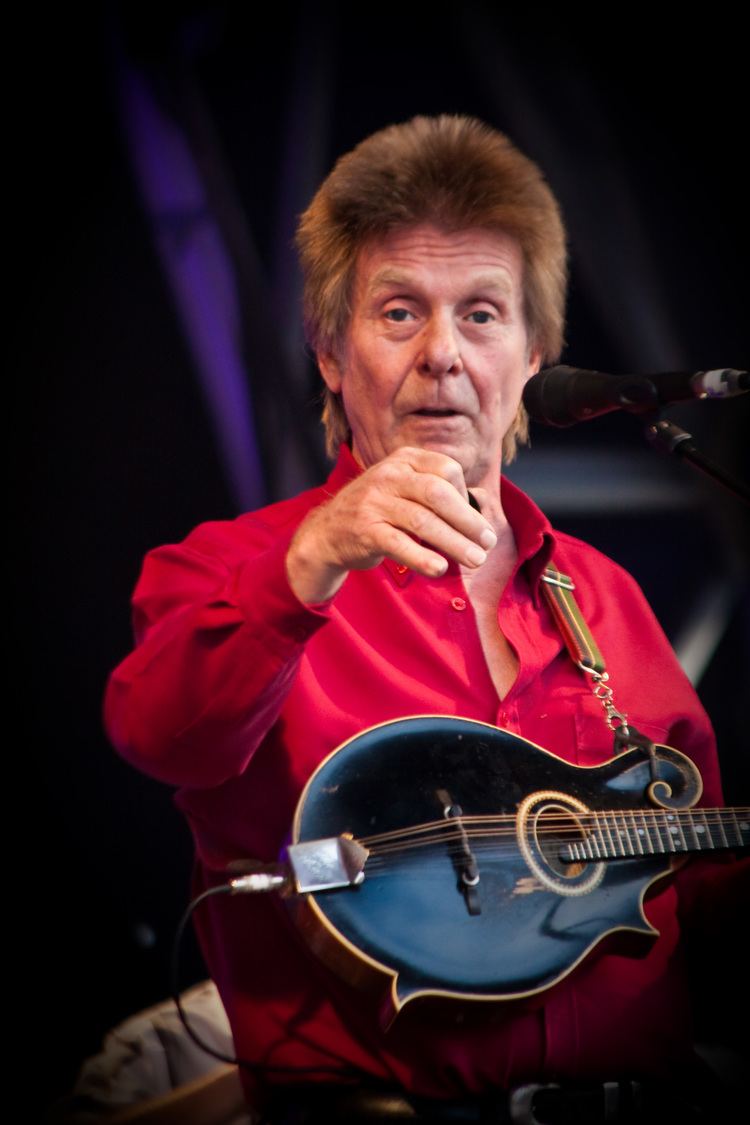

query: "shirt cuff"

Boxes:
[232, 535, 334, 657]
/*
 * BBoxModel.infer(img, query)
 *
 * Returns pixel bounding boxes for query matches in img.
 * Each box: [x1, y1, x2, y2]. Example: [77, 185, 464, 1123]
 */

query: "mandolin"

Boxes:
[286, 716, 748, 1024]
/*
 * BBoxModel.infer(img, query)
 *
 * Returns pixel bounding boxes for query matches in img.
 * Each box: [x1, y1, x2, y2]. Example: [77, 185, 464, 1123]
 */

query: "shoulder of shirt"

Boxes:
[502, 476, 645, 604]
[544, 528, 668, 645]
[549, 528, 645, 598]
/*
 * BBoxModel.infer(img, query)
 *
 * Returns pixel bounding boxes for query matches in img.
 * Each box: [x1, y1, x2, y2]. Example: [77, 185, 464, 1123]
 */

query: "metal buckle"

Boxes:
[577, 662, 629, 734]
[509, 1083, 560, 1124]
[541, 572, 575, 590]
[510, 1081, 638, 1123]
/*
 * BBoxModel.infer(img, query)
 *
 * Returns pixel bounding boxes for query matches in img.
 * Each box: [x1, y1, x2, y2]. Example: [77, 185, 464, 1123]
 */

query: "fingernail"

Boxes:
[479, 528, 497, 550]
[466, 545, 487, 566]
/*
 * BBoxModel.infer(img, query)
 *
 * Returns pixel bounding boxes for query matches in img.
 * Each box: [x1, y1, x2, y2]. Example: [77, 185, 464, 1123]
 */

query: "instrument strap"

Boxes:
[541, 563, 633, 741]
[540, 564, 606, 674]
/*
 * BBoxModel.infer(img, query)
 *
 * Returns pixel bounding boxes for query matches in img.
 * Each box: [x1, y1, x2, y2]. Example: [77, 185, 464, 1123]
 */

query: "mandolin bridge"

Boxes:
[437, 787, 482, 916]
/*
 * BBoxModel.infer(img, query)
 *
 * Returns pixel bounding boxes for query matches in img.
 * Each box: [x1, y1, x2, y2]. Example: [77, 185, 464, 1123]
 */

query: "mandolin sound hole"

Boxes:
[534, 804, 588, 878]
[517, 790, 606, 897]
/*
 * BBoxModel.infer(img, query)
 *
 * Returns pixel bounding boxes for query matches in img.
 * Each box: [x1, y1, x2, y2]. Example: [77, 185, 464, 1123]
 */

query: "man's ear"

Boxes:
[318, 351, 343, 394]
[526, 346, 543, 381]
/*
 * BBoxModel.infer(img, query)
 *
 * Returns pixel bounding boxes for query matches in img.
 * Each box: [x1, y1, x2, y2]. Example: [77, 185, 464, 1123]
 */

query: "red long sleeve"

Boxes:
[104, 448, 737, 1098]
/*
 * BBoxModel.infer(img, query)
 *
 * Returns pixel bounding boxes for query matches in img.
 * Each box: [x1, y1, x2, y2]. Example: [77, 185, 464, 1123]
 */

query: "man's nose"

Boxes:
[417, 314, 463, 376]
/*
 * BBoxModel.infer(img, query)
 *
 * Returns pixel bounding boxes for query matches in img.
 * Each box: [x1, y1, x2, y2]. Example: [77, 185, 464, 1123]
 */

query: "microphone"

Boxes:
[523, 365, 749, 428]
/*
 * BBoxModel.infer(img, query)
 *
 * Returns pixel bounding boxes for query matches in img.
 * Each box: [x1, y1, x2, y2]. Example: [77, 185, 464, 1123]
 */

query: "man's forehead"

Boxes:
[354, 223, 524, 295]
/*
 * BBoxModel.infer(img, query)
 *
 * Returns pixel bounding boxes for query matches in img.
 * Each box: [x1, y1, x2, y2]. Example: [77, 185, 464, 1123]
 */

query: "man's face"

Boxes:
[319, 223, 540, 489]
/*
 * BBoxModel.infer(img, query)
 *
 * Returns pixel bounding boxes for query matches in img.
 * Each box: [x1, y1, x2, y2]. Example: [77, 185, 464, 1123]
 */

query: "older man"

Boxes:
[105, 117, 730, 1121]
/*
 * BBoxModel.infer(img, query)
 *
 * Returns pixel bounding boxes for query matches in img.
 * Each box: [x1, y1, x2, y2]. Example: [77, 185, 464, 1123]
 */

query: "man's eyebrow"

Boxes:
[365, 269, 416, 293]
[365, 270, 515, 296]
[463, 274, 514, 297]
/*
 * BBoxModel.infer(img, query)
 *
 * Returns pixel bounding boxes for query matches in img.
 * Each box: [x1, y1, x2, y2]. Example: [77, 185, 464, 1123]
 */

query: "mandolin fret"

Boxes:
[728, 809, 750, 847]
[600, 811, 617, 856]
[698, 807, 723, 850]
[620, 811, 636, 856]
[716, 812, 729, 849]
[674, 812, 688, 852]
[578, 808, 750, 862]
[609, 811, 628, 857]
[636, 810, 662, 855]
[639, 810, 656, 854]
[660, 811, 679, 853]
[629, 811, 645, 855]
[686, 810, 704, 850]
[584, 810, 671, 860]
[707, 808, 748, 849]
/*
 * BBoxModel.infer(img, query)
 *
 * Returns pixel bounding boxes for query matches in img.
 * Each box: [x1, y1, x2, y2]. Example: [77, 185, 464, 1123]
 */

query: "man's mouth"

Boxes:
[412, 408, 460, 417]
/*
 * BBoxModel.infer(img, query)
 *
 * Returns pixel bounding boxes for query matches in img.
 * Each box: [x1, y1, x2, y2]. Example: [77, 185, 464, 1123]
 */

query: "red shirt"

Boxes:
[105, 446, 726, 1098]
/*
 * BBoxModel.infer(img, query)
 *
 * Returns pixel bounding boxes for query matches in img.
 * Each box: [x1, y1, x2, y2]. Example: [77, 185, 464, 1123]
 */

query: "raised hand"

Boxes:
[286, 447, 498, 605]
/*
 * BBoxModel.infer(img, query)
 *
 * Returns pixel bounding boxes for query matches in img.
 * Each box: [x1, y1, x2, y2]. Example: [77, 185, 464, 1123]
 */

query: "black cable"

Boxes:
[170, 885, 238, 1066]
[170, 883, 366, 1078]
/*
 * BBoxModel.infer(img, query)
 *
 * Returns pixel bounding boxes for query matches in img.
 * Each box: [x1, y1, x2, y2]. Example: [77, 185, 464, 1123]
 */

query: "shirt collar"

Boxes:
[326, 443, 362, 491]
[325, 446, 556, 601]
[500, 475, 556, 605]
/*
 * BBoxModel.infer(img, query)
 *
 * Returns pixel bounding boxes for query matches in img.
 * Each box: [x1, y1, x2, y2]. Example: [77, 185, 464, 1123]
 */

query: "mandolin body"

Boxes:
[289, 716, 707, 1020]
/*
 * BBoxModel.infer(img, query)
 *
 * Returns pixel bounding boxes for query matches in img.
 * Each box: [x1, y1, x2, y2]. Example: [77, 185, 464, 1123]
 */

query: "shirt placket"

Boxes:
[494, 575, 548, 731]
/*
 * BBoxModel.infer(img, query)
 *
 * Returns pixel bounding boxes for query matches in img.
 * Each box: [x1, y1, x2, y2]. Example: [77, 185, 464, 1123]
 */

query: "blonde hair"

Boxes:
[296, 115, 567, 461]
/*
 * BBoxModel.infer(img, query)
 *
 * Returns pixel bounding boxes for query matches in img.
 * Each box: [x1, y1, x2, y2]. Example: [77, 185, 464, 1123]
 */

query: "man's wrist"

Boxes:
[285, 533, 348, 606]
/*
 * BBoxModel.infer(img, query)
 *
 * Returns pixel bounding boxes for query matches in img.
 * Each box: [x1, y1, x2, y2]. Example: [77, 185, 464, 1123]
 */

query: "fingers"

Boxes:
[362, 521, 451, 578]
[287, 448, 498, 604]
[387, 446, 470, 498]
[376, 494, 489, 571]
[358, 498, 479, 578]
[371, 449, 497, 559]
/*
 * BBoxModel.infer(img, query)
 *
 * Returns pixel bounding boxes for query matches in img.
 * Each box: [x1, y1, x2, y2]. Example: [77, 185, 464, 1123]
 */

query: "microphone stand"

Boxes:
[645, 418, 750, 505]
[523, 366, 749, 505]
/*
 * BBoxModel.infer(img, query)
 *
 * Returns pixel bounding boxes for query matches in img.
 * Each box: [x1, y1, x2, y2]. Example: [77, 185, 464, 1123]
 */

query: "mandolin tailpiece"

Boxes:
[287, 836, 369, 893]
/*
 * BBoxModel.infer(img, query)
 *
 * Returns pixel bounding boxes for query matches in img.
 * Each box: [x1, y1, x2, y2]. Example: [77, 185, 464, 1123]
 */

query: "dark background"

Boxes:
[20, 1, 747, 1111]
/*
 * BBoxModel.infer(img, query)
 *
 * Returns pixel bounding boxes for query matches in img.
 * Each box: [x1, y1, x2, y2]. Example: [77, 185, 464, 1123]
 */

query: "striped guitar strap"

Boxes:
[540, 563, 657, 762]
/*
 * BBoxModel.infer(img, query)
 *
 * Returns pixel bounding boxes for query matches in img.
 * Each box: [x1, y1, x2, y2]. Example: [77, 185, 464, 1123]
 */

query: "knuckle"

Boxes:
[392, 445, 421, 462]
[430, 451, 462, 477]
[383, 526, 407, 555]
[423, 476, 450, 509]
[370, 459, 404, 489]
[409, 505, 432, 535]
[441, 453, 462, 473]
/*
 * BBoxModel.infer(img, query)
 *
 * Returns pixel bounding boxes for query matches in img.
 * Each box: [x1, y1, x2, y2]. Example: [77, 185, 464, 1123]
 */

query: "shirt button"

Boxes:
[396, 564, 409, 575]
[451, 597, 467, 611]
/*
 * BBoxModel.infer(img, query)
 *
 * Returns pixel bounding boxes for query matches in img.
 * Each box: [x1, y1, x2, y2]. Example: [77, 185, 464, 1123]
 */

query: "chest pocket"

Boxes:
[574, 696, 671, 767]
[520, 687, 670, 768]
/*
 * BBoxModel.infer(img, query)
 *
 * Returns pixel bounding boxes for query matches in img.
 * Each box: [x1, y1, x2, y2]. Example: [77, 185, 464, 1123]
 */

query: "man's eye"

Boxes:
[467, 310, 494, 324]
[384, 308, 414, 322]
